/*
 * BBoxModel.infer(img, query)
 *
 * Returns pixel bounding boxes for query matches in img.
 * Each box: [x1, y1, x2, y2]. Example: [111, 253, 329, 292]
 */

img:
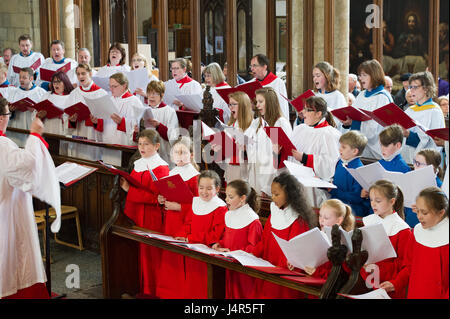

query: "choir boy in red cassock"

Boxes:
[252, 172, 318, 299]
[212, 180, 263, 299]
[395, 187, 448, 299]
[174, 170, 228, 299]
[156, 136, 199, 299]
[120, 129, 170, 297]
[360, 180, 412, 299]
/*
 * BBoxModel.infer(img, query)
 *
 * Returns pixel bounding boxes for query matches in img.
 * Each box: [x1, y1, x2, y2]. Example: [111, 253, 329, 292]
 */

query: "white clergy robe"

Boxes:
[36, 58, 78, 89]
[164, 75, 203, 109]
[7, 52, 45, 87]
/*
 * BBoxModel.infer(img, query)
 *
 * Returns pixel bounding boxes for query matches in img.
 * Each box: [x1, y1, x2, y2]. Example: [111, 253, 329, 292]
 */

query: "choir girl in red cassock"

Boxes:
[360, 179, 412, 299]
[120, 129, 170, 297]
[397, 187, 449, 299]
[251, 172, 318, 299]
[212, 179, 263, 299]
[288, 199, 355, 280]
[174, 170, 228, 299]
[156, 136, 199, 299]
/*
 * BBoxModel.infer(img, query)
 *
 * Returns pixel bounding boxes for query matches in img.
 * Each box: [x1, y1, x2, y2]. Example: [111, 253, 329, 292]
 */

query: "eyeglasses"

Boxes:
[413, 159, 427, 167]
[409, 85, 422, 90]
[0, 112, 11, 117]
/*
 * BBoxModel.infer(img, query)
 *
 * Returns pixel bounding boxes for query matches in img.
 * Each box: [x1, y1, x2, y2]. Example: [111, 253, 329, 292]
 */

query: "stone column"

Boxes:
[314, 0, 324, 65]
[334, 0, 349, 97]
[291, 0, 303, 96]
[62, 0, 76, 59]
[252, 0, 267, 55]
[83, 0, 95, 64]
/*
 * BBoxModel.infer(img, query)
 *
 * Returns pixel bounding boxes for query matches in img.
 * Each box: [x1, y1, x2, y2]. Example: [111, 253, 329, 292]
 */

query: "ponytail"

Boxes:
[247, 187, 260, 213]
[394, 187, 405, 220]
[341, 204, 356, 231]
[325, 111, 337, 128]
[227, 180, 260, 213]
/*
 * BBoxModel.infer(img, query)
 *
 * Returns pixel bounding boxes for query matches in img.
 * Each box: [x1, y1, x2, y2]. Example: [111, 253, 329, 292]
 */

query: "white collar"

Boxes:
[363, 213, 410, 237]
[381, 148, 402, 162]
[225, 204, 259, 230]
[81, 81, 94, 91]
[192, 195, 226, 216]
[414, 217, 449, 248]
[134, 153, 168, 173]
[270, 202, 298, 230]
[169, 163, 199, 181]
[341, 156, 360, 166]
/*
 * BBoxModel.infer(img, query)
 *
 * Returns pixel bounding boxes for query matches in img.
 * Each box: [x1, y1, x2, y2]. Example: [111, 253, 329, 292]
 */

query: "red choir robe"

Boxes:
[404, 217, 449, 299]
[156, 164, 199, 299]
[360, 213, 412, 299]
[219, 204, 263, 299]
[174, 196, 227, 299]
[123, 153, 169, 297]
[252, 202, 310, 299]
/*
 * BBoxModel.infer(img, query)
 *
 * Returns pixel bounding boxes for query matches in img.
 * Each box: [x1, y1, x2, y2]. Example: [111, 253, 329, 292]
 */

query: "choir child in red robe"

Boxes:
[252, 172, 318, 299]
[397, 187, 448, 299]
[212, 179, 263, 299]
[290, 199, 355, 280]
[360, 179, 412, 299]
[174, 170, 228, 299]
[120, 129, 170, 298]
[156, 136, 199, 299]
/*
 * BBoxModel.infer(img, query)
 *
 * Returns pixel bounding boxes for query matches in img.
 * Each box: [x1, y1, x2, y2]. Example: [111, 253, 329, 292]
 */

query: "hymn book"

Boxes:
[215, 81, 263, 104]
[153, 174, 194, 204]
[39, 62, 72, 82]
[55, 162, 98, 187]
[31, 99, 64, 119]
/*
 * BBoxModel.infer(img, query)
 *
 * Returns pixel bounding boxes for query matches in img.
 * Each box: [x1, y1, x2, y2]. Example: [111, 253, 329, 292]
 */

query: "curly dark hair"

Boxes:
[272, 172, 318, 229]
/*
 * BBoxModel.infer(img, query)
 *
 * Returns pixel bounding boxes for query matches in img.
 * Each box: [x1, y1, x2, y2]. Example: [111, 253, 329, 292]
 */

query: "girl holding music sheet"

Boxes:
[131, 53, 158, 105]
[120, 129, 170, 298]
[212, 180, 263, 299]
[400, 187, 449, 299]
[288, 199, 355, 280]
[203, 62, 231, 123]
[342, 59, 393, 159]
[247, 87, 292, 196]
[136, 80, 180, 166]
[95, 42, 130, 78]
[313, 62, 348, 131]
[361, 180, 412, 299]
[401, 71, 446, 164]
[223, 91, 254, 183]
[65, 63, 108, 161]
[174, 170, 228, 299]
[414, 149, 444, 187]
[156, 137, 200, 299]
[289, 96, 341, 207]
[252, 172, 317, 299]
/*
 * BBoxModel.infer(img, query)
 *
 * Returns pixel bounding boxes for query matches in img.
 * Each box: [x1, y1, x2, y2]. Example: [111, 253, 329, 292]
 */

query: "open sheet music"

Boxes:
[55, 162, 98, 187]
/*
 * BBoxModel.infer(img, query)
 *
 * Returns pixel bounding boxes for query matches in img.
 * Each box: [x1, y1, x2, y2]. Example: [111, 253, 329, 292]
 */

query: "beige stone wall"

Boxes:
[291, 0, 304, 96]
[0, 0, 41, 53]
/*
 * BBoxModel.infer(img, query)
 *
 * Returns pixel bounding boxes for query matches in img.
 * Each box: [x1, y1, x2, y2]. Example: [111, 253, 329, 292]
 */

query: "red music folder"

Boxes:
[98, 161, 147, 190]
[39, 62, 72, 82]
[282, 90, 315, 112]
[425, 128, 449, 141]
[154, 174, 194, 204]
[11, 97, 36, 112]
[362, 103, 417, 129]
[12, 58, 42, 74]
[215, 81, 263, 104]
[31, 99, 64, 119]
[64, 102, 91, 122]
[263, 126, 297, 157]
[331, 106, 372, 122]
[208, 130, 240, 162]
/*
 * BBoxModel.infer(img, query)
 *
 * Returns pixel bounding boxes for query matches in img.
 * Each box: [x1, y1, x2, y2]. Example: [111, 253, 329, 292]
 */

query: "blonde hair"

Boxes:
[132, 52, 152, 77]
[204, 62, 226, 85]
[146, 80, 165, 97]
[314, 61, 341, 92]
[255, 87, 283, 129]
[0, 63, 7, 76]
[339, 131, 368, 156]
[227, 91, 253, 131]
[321, 199, 355, 232]
[109, 72, 129, 89]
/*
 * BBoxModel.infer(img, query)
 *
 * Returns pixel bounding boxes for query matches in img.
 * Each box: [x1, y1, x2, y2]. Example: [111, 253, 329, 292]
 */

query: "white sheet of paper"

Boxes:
[185, 243, 223, 255]
[162, 80, 181, 106]
[340, 289, 391, 299]
[175, 94, 203, 112]
[323, 226, 353, 252]
[142, 107, 154, 123]
[345, 161, 386, 191]
[146, 233, 187, 243]
[92, 76, 111, 92]
[125, 68, 151, 93]
[215, 117, 232, 130]
[443, 166, 449, 198]
[284, 161, 337, 189]
[360, 223, 397, 265]
[55, 162, 95, 185]
[224, 250, 275, 267]
[84, 95, 119, 119]
[202, 121, 217, 137]
[381, 165, 437, 208]
[273, 228, 331, 270]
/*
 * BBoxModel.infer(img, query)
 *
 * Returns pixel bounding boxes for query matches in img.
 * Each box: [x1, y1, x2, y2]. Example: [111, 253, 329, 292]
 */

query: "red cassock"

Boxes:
[405, 218, 449, 299]
[123, 154, 169, 297]
[252, 202, 310, 299]
[174, 196, 227, 299]
[156, 164, 199, 299]
[361, 213, 412, 299]
[2, 283, 49, 300]
[219, 204, 263, 299]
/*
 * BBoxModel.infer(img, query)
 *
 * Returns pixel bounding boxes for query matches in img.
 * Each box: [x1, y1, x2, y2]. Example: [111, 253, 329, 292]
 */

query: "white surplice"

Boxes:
[7, 52, 45, 87]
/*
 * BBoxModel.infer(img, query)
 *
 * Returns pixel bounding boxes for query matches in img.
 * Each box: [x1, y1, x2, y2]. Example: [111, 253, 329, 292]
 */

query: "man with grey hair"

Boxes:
[1, 48, 15, 67]
[348, 73, 360, 97]
[384, 76, 393, 94]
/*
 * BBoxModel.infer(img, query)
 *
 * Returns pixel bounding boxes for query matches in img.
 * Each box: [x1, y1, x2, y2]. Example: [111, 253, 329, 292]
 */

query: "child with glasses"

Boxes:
[400, 71, 446, 165]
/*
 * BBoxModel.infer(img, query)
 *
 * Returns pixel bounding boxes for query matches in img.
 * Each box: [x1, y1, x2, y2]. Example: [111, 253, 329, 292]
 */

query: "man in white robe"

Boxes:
[7, 35, 45, 88]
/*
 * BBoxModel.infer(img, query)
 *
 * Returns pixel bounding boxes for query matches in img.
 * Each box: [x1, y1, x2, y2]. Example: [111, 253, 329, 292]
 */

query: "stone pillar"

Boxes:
[252, 0, 267, 55]
[334, 0, 349, 97]
[314, 0, 324, 65]
[83, 0, 95, 65]
[291, 0, 303, 96]
[62, 0, 76, 59]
